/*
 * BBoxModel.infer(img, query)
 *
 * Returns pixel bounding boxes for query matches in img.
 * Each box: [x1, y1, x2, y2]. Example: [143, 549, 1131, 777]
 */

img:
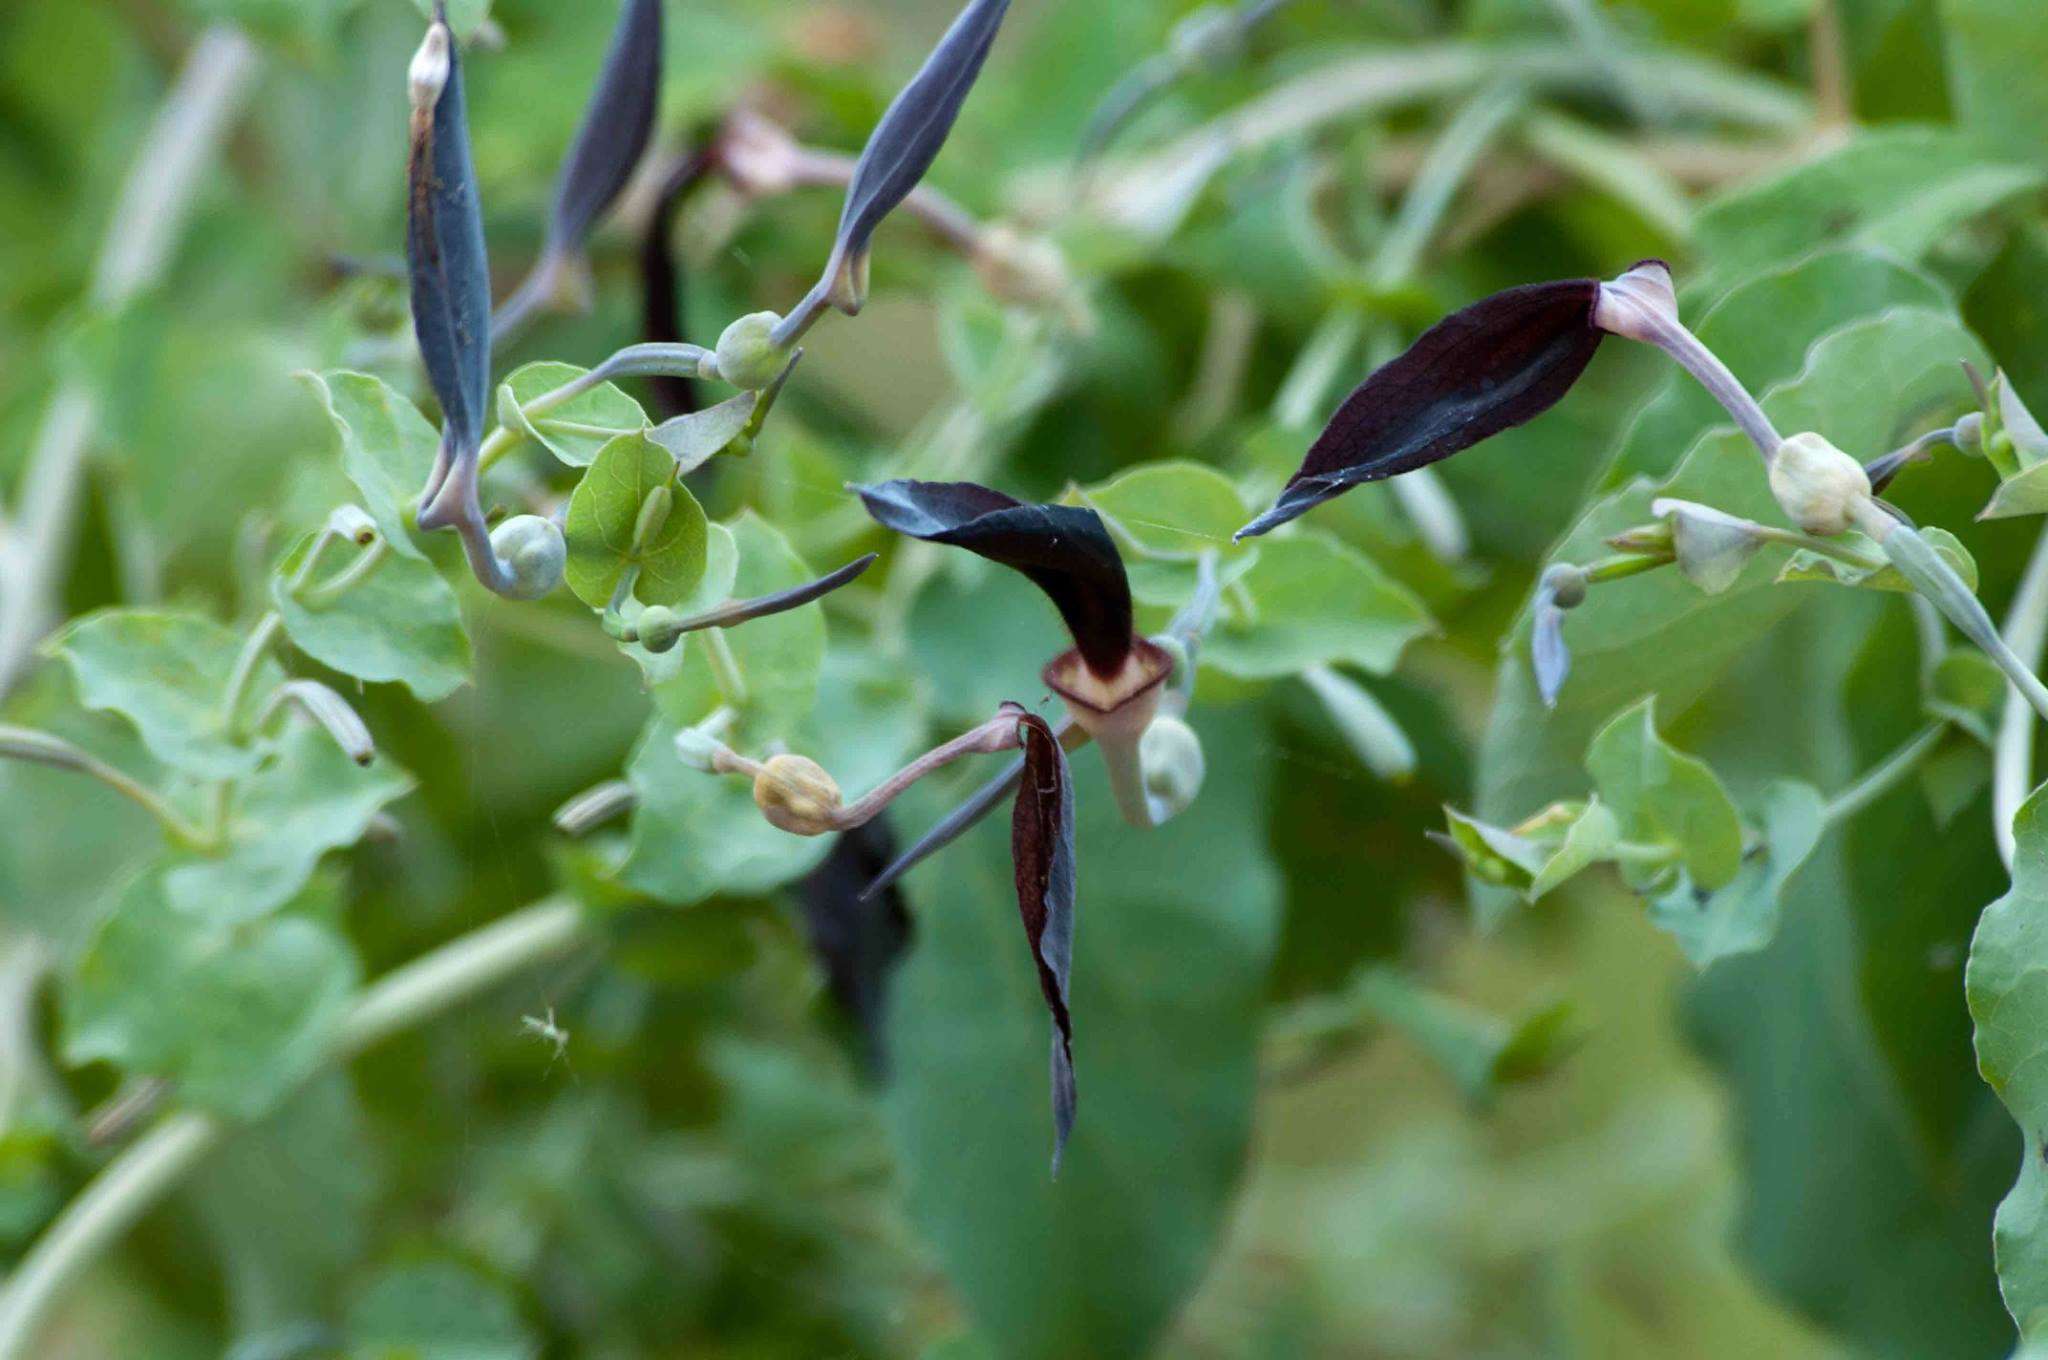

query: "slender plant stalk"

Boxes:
[0, 726, 211, 848]
[1995, 525, 2048, 868]
[0, 29, 259, 700]
[1823, 723, 1945, 827]
[0, 899, 588, 1360]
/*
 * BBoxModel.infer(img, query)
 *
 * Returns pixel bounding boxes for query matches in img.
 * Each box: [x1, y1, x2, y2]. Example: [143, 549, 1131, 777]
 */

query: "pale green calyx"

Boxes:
[714, 311, 788, 390]
[489, 515, 567, 601]
[1770, 432, 1871, 537]
[1139, 715, 1207, 819]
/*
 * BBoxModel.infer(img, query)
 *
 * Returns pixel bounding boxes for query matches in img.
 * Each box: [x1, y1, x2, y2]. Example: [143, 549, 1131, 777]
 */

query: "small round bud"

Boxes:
[1770, 432, 1872, 537]
[714, 311, 787, 390]
[1956, 411, 1986, 456]
[1139, 716, 1206, 818]
[635, 605, 685, 654]
[752, 754, 843, 836]
[490, 515, 567, 601]
[1540, 563, 1588, 610]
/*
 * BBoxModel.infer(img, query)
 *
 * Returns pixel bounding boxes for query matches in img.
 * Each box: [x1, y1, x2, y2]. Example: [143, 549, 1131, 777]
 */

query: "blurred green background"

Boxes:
[4, 0, 2045, 1355]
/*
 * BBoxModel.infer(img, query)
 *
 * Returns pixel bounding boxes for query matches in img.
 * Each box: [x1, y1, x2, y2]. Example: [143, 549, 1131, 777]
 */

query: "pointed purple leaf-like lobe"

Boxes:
[853, 479, 1134, 678]
[778, 0, 1011, 339]
[1239, 279, 1604, 539]
[408, 10, 494, 531]
[1011, 710, 1077, 1173]
[547, 0, 662, 254]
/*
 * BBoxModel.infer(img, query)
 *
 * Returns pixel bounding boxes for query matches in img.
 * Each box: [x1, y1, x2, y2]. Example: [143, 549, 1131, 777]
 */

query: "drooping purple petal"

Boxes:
[797, 819, 914, 1079]
[407, 8, 493, 525]
[1011, 711, 1077, 1174]
[1238, 279, 1605, 540]
[853, 479, 1134, 678]
[774, 0, 1012, 342]
[640, 144, 716, 419]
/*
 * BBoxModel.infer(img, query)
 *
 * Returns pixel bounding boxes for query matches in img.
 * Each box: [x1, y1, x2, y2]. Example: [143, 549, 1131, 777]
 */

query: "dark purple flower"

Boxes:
[1238, 280, 1606, 540]
[546, 0, 662, 262]
[639, 143, 717, 419]
[1011, 710, 1077, 1172]
[853, 479, 1136, 679]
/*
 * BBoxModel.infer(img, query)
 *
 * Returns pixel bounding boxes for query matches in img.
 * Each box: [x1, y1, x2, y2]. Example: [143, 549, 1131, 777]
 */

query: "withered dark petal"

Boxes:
[788, 0, 1011, 327]
[547, 0, 662, 254]
[797, 819, 914, 1080]
[1238, 279, 1604, 540]
[1011, 711, 1077, 1174]
[853, 479, 1133, 677]
[408, 12, 493, 480]
[640, 144, 717, 419]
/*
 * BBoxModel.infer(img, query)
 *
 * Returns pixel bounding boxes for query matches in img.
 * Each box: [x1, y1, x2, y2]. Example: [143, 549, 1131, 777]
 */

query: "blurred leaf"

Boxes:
[1203, 531, 1432, 680]
[64, 872, 360, 1120]
[1647, 778, 1826, 968]
[48, 610, 282, 780]
[273, 534, 471, 702]
[1586, 697, 1745, 891]
[1940, 0, 2048, 163]
[344, 1256, 536, 1360]
[163, 726, 412, 924]
[1076, 460, 1256, 605]
[1692, 128, 2043, 291]
[1780, 525, 1978, 592]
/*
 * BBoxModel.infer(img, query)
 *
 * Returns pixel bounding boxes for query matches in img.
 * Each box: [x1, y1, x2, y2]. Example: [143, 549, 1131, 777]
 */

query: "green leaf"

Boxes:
[1941, 0, 2048, 163]
[1075, 461, 1257, 605]
[1692, 127, 2044, 291]
[299, 370, 438, 561]
[1440, 799, 1619, 902]
[1203, 530, 1432, 680]
[1930, 649, 2007, 744]
[344, 1256, 536, 1360]
[1586, 698, 1746, 891]
[164, 727, 413, 924]
[1646, 778, 1825, 968]
[1779, 525, 1979, 593]
[649, 391, 759, 474]
[563, 432, 709, 609]
[272, 535, 470, 702]
[499, 361, 648, 469]
[64, 872, 360, 1120]
[887, 709, 1281, 1358]
[48, 610, 282, 780]
[1970, 785, 2048, 1336]
[614, 522, 738, 688]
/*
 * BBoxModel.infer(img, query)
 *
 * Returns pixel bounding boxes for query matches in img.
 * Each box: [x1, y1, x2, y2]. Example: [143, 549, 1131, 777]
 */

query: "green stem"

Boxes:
[0, 899, 588, 1360]
[1995, 524, 2048, 869]
[702, 629, 748, 708]
[1823, 723, 1945, 827]
[219, 612, 281, 736]
[0, 726, 211, 850]
[299, 539, 390, 608]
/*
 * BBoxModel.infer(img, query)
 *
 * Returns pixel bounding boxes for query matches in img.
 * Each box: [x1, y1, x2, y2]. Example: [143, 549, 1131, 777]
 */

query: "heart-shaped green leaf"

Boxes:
[564, 432, 709, 608]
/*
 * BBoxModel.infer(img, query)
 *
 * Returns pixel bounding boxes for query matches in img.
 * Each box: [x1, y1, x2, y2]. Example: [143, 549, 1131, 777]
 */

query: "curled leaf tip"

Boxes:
[853, 479, 1134, 677]
[1238, 279, 1604, 539]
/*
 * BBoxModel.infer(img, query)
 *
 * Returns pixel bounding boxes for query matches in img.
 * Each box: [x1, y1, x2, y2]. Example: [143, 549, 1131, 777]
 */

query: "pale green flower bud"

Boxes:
[1139, 715, 1206, 818]
[1770, 432, 1871, 537]
[635, 605, 685, 654]
[714, 311, 788, 390]
[489, 515, 567, 601]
